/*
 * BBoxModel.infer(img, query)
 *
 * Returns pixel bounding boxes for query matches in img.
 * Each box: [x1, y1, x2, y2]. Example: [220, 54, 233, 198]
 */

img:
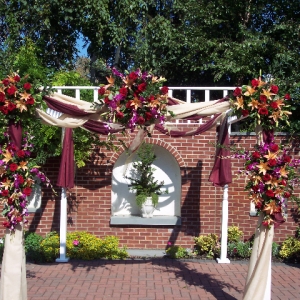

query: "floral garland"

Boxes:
[94, 67, 172, 132]
[230, 77, 292, 131]
[0, 133, 53, 231]
[233, 140, 300, 228]
[0, 72, 42, 125]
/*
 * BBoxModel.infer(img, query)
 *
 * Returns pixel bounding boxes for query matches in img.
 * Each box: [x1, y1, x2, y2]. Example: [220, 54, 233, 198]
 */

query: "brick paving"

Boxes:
[12, 259, 300, 299]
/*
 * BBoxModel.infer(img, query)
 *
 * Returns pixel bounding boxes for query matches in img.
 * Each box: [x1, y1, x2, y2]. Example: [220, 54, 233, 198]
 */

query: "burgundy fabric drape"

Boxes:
[8, 121, 22, 149]
[57, 128, 74, 188]
[208, 117, 232, 187]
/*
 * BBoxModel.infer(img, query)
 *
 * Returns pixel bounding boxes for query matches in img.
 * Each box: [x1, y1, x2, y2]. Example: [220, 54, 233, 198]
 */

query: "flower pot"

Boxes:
[141, 197, 155, 218]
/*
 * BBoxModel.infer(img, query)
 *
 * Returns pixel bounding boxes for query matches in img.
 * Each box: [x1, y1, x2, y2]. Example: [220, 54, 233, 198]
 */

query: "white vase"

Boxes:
[141, 197, 155, 218]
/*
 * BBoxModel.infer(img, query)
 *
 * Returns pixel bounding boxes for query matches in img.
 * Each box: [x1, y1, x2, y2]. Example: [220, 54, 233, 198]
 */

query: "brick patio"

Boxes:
[19, 259, 300, 300]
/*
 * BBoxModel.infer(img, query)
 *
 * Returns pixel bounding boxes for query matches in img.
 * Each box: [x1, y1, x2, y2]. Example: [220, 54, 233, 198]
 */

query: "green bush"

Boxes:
[279, 237, 300, 261]
[194, 234, 220, 258]
[227, 226, 243, 243]
[66, 232, 128, 260]
[40, 232, 60, 262]
[166, 246, 189, 259]
[24, 231, 44, 263]
[98, 235, 128, 260]
[227, 241, 252, 259]
[272, 242, 280, 257]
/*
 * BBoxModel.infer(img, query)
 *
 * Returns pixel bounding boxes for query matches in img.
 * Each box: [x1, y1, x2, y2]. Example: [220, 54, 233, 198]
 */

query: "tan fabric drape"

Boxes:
[37, 93, 230, 129]
[0, 224, 27, 300]
[243, 214, 273, 299]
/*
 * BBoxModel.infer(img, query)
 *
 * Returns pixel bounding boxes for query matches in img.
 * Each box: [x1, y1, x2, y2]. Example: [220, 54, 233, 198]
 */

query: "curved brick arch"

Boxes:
[109, 138, 186, 170]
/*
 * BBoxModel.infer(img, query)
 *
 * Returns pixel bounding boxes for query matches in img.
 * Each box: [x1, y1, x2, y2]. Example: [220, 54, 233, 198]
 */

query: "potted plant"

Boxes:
[125, 142, 168, 217]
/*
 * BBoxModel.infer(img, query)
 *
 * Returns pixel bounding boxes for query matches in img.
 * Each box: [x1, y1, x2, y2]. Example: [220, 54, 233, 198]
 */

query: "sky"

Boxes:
[76, 34, 88, 57]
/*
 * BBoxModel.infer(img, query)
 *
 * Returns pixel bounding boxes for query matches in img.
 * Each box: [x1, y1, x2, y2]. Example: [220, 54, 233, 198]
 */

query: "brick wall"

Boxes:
[2, 126, 299, 249]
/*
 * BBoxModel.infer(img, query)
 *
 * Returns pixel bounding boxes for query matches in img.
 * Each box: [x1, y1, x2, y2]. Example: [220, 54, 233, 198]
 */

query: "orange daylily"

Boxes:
[233, 96, 244, 110]
[15, 99, 28, 112]
[244, 86, 256, 96]
[257, 161, 271, 175]
[2, 150, 12, 163]
[263, 200, 281, 215]
[261, 89, 275, 99]
[130, 97, 142, 110]
[248, 98, 260, 110]
[18, 161, 28, 171]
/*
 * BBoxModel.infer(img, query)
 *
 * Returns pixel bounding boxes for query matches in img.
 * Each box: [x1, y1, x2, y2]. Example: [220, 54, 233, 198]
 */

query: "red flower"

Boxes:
[258, 107, 268, 115]
[16, 216, 23, 222]
[279, 180, 287, 186]
[128, 72, 138, 81]
[22, 187, 32, 196]
[116, 111, 124, 119]
[17, 175, 24, 184]
[233, 87, 242, 97]
[284, 94, 291, 100]
[126, 101, 132, 108]
[2, 79, 9, 86]
[242, 109, 249, 117]
[98, 87, 106, 95]
[26, 97, 35, 105]
[3, 221, 10, 228]
[0, 93, 5, 102]
[283, 155, 291, 163]
[9, 163, 18, 172]
[145, 112, 152, 121]
[255, 201, 262, 209]
[7, 198, 13, 205]
[13, 75, 20, 82]
[1, 190, 9, 197]
[160, 86, 169, 95]
[270, 102, 278, 109]
[0, 106, 9, 115]
[7, 102, 16, 111]
[23, 82, 31, 90]
[269, 144, 279, 152]
[260, 95, 267, 102]
[252, 151, 261, 159]
[268, 159, 277, 167]
[270, 85, 279, 94]
[104, 97, 110, 105]
[262, 174, 271, 181]
[137, 116, 145, 124]
[147, 95, 155, 102]
[265, 190, 275, 197]
[119, 87, 128, 97]
[284, 191, 291, 198]
[252, 185, 260, 192]
[251, 79, 259, 87]
[17, 150, 25, 158]
[137, 83, 147, 93]
[6, 85, 17, 95]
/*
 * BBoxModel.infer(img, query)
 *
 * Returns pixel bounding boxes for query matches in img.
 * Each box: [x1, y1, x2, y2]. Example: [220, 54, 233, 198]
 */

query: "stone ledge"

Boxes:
[110, 215, 181, 226]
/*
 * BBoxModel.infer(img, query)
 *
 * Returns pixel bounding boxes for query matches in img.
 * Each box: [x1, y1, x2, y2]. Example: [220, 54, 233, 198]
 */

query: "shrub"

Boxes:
[98, 235, 128, 260]
[279, 237, 300, 261]
[24, 231, 44, 263]
[66, 232, 128, 260]
[272, 242, 280, 257]
[227, 226, 243, 243]
[40, 232, 60, 262]
[166, 246, 188, 259]
[194, 234, 220, 258]
[228, 241, 252, 259]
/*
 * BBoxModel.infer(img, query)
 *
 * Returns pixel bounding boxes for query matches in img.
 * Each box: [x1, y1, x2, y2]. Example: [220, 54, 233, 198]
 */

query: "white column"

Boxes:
[217, 184, 230, 263]
[56, 187, 69, 262]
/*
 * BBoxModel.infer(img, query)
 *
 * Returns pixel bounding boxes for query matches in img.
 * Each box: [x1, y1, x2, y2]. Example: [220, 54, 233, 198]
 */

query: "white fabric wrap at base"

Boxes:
[243, 214, 274, 300]
[0, 224, 27, 300]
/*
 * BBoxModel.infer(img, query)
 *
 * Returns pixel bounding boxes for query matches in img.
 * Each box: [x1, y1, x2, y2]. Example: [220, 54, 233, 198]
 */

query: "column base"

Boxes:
[55, 257, 69, 263]
[216, 257, 230, 264]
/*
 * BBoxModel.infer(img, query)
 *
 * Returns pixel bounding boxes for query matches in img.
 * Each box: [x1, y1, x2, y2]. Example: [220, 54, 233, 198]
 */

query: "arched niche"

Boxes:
[111, 144, 181, 224]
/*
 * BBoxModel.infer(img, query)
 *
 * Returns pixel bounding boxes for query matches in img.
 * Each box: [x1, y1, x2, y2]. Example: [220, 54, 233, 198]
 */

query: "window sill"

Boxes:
[110, 215, 181, 226]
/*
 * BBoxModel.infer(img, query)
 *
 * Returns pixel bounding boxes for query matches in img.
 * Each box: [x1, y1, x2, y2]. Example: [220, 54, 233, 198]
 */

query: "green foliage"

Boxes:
[24, 231, 44, 263]
[194, 234, 220, 258]
[228, 241, 252, 259]
[279, 237, 300, 261]
[40, 232, 60, 262]
[227, 226, 243, 243]
[125, 142, 167, 207]
[272, 242, 280, 257]
[166, 246, 189, 259]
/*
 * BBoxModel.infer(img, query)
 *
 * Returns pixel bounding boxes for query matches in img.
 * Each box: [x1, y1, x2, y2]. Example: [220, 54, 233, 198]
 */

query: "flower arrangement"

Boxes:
[0, 133, 52, 231]
[0, 72, 43, 125]
[94, 67, 172, 132]
[230, 77, 292, 131]
[235, 141, 300, 227]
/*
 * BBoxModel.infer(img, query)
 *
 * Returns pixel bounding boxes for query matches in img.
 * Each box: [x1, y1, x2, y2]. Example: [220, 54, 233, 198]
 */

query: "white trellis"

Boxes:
[50, 85, 236, 264]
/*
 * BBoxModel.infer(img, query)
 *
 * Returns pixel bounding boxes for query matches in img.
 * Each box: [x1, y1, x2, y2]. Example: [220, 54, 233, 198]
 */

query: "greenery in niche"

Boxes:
[125, 142, 168, 208]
